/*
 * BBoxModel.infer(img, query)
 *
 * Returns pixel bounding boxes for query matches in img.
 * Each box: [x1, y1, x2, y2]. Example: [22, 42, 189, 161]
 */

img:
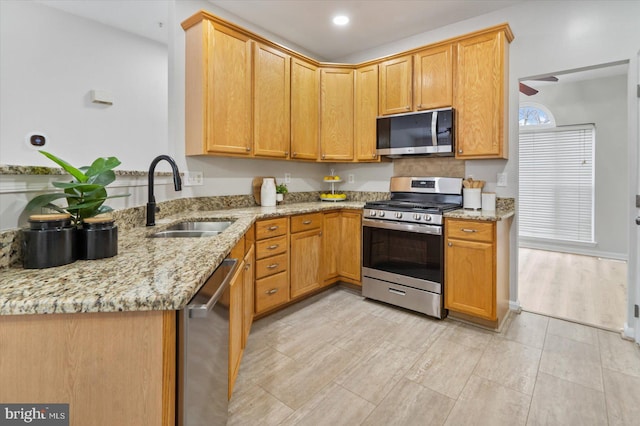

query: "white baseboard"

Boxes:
[519, 240, 627, 261]
[623, 322, 636, 341]
[509, 300, 522, 313]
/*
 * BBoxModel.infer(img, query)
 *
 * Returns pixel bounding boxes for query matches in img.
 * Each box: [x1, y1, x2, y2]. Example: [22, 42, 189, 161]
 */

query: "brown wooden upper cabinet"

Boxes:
[413, 44, 454, 111]
[290, 57, 320, 160]
[183, 12, 513, 162]
[454, 28, 512, 159]
[378, 55, 413, 115]
[320, 68, 355, 161]
[355, 64, 379, 161]
[253, 42, 291, 158]
[184, 19, 252, 156]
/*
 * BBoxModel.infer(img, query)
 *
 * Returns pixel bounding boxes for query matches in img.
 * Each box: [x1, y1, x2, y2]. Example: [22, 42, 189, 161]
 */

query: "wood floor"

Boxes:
[518, 248, 627, 331]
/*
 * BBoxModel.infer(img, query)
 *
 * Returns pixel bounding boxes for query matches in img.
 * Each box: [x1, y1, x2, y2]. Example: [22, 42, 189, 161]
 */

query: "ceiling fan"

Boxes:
[519, 76, 559, 96]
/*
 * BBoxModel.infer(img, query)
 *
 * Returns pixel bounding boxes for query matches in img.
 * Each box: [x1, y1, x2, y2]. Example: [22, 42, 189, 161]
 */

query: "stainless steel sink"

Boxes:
[149, 221, 233, 238]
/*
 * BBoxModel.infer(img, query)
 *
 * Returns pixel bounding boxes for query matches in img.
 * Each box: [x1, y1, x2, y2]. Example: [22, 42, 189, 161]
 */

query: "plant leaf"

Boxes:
[24, 192, 80, 211]
[85, 157, 121, 177]
[52, 181, 103, 192]
[39, 150, 87, 182]
[86, 170, 116, 187]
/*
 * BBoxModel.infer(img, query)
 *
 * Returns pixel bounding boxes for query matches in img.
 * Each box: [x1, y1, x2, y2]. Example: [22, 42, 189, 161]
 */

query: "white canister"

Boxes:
[463, 188, 482, 210]
[482, 192, 496, 212]
[260, 178, 276, 207]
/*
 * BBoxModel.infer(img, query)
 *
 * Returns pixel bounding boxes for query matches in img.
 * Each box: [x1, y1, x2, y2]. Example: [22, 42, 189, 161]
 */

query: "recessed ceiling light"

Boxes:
[332, 15, 349, 26]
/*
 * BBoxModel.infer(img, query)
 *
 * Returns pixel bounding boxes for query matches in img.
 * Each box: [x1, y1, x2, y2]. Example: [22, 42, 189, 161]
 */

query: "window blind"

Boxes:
[518, 124, 595, 244]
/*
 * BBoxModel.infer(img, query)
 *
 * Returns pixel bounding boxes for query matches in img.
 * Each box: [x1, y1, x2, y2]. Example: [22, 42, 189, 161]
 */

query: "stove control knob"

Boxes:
[413, 213, 421, 221]
[378, 211, 385, 217]
[395, 212, 403, 219]
[369, 210, 376, 217]
[424, 214, 432, 222]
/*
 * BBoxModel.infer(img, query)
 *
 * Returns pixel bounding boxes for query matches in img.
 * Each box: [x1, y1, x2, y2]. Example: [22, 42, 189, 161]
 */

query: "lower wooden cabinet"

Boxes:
[339, 211, 362, 283]
[290, 213, 323, 298]
[445, 217, 511, 329]
[322, 211, 341, 283]
[255, 272, 289, 312]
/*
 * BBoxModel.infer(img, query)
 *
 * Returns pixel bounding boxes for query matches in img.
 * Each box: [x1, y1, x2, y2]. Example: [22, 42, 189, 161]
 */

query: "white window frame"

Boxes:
[518, 123, 596, 247]
[519, 102, 556, 128]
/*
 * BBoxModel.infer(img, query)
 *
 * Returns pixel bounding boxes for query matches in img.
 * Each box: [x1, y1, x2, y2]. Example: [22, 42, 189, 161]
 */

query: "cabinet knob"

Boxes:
[417, 104, 422, 109]
[448, 242, 452, 247]
[372, 153, 377, 159]
[458, 149, 463, 154]
[405, 106, 410, 110]
[293, 152, 297, 157]
[246, 146, 251, 152]
[285, 151, 289, 156]
[244, 263, 251, 270]
[321, 153, 326, 159]
[266, 288, 278, 295]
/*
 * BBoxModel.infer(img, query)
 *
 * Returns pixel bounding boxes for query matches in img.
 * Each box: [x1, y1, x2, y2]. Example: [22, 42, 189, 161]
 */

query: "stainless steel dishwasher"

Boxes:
[177, 258, 238, 426]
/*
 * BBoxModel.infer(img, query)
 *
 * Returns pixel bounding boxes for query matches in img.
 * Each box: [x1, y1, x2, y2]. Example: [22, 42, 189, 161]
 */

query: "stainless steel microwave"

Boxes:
[376, 107, 454, 157]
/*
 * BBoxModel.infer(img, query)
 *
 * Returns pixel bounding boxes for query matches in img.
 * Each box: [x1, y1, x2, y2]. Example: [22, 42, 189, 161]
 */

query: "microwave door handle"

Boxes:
[431, 111, 438, 146]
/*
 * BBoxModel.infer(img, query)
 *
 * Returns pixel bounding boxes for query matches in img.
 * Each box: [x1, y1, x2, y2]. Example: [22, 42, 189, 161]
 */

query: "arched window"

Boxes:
[519, 102, 556, 127]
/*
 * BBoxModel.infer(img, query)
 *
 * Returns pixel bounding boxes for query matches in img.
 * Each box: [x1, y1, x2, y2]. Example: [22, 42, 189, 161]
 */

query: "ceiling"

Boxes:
[38, 0, 528, 60]
[520, 61, 629, 94]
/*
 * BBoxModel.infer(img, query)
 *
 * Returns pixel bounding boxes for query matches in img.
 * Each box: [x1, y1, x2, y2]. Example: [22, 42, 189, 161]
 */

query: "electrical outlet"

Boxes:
[497, 172, 507, 187]
[284, 173, 291, 184]
[183, 171, 203, 186]
[348, 174, 355, 183]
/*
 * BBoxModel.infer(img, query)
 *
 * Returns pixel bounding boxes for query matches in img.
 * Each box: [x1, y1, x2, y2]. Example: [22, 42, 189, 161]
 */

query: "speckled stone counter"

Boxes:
[0, 202, 365, 316]
[444, 197, 515, 221]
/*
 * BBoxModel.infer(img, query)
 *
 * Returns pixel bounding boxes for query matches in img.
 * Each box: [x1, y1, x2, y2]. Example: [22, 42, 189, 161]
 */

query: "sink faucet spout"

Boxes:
[147, 155, 182, 226]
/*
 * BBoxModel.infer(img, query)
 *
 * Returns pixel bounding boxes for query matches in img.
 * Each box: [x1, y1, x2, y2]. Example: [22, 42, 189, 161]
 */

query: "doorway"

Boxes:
[517, 62, 630, 331]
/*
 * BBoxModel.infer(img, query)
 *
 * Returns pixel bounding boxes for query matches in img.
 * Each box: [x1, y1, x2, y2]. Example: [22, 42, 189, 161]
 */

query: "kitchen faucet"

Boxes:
[147, 155, 182, 226]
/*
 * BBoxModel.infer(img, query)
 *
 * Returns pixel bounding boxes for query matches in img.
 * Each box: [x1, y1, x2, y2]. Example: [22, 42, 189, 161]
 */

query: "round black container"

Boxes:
[78, 216, 118, 260]
[22, 214, 77, 269]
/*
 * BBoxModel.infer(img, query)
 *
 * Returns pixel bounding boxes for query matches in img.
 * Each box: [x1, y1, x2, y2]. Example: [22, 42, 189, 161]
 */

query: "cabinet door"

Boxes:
[355, 64, 379, 161]
[445, 238, 495, 320]
[378, 55, 412, 115]
[228, 258, 244, 398]
[290, 229, 323, 298]
[242, 244, 254, 348]
[322, 211, 341, 283]
[205, 23, 253, 155]
[320, 68, 354, 161]
[339, 211, 362, 283]
[291, 58, 320, 160]
[253, 42, 291, 158]
[454, 31, 508, 159]
[413, 44, 453, 110]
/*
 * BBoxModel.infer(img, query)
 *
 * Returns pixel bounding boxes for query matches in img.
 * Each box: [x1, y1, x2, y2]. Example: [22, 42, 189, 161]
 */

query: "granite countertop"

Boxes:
[0, 201, 364, 316]
[444, 207, 515, 221]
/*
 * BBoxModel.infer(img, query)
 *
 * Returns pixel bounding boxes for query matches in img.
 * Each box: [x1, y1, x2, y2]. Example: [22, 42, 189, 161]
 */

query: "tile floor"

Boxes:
[229, 287, 640, 426]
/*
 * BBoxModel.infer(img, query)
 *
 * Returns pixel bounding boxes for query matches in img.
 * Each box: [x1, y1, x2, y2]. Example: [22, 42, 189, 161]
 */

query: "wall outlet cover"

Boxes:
[183, 171, 203, 186]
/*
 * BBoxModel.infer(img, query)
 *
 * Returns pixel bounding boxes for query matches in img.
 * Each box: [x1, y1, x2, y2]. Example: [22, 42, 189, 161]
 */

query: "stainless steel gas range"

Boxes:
[362, 176, 463, 319]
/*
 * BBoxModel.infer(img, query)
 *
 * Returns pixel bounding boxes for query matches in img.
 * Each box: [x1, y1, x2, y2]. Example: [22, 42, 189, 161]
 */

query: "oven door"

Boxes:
[362, 218, 443, 290]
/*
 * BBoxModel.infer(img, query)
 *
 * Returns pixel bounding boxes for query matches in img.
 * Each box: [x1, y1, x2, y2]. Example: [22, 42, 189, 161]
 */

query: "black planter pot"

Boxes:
[78, 216, 118, 260]
[22, 214, 77, 269]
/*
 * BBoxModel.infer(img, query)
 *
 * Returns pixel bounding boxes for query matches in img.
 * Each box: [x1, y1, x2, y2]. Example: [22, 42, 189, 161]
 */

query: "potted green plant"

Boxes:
[24, 150, 129, 261]
[275, 183, 288, 203]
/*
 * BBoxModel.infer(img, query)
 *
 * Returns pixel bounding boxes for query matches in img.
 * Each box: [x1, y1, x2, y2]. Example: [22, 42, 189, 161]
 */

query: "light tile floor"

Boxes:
[229, 287, 640, 425]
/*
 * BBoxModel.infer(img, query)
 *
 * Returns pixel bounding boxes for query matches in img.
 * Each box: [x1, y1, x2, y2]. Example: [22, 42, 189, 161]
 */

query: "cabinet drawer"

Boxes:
[255, 253, 288, 279]
[255, 272, 289, 313]
[290, 213, 322, 233]
[255, 217, 288, 240]
[446, 219, 494, 243]
[255, 235, 288, 259]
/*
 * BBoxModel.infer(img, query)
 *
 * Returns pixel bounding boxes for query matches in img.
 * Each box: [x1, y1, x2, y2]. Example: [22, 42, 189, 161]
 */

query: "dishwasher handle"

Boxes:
[188, 258, 238, 318]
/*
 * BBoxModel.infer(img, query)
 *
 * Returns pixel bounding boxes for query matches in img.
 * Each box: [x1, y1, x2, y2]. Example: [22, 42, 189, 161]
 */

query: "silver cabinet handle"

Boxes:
[266, 288, 278, 295]
[461, 228, 477, 233]
[448, 242, 453, 247]
[388, 288, 406, 296]
[268, 226, 279, 231]
[246, 146, 251, 152]
[266, 263, 279, 269]
[267, 244, 279, 250]
[302, 220, 312, 225]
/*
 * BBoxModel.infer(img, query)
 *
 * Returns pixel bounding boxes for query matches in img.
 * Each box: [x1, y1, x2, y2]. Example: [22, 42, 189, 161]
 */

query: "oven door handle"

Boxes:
[363, 218, 442, 235]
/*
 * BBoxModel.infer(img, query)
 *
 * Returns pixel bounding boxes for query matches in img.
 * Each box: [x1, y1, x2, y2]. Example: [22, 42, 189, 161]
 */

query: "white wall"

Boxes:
[0, 0, 168, 170]
[520, 74, 629, 259]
